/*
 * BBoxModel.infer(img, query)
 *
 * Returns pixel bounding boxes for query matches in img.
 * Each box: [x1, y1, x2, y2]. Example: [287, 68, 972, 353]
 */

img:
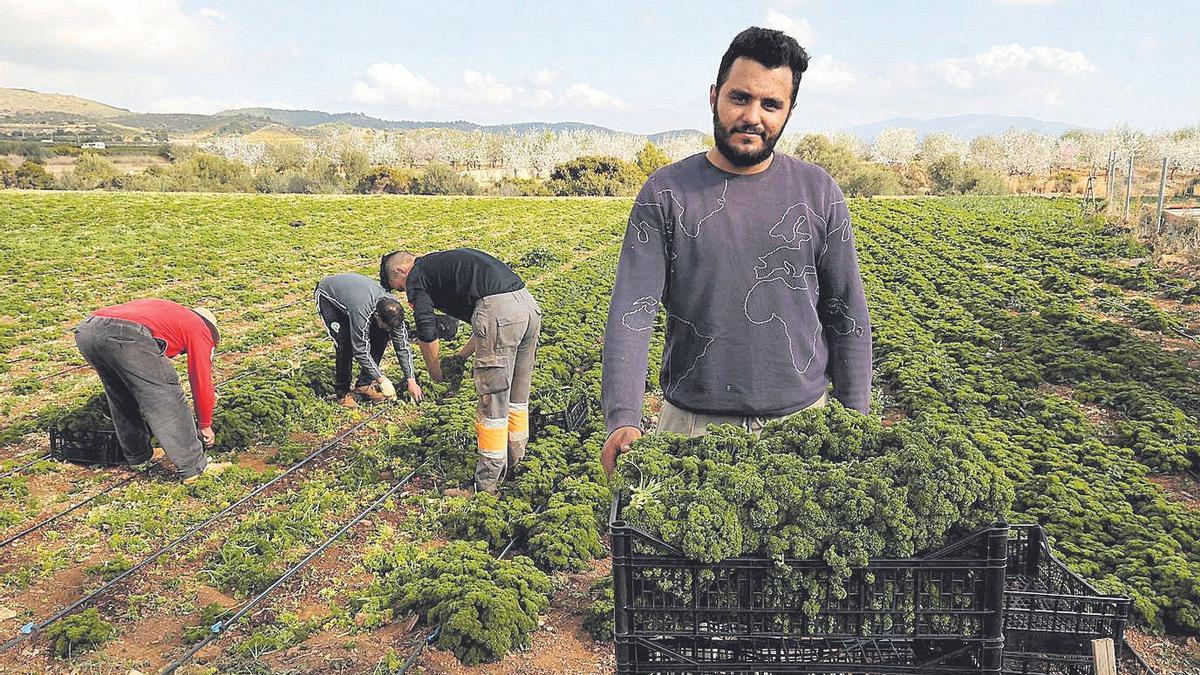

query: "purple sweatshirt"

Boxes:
[601, 152, 873, 433]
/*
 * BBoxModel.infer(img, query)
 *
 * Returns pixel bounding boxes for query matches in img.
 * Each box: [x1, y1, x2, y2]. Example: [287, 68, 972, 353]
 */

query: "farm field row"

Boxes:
[0, 192, 1196, 673]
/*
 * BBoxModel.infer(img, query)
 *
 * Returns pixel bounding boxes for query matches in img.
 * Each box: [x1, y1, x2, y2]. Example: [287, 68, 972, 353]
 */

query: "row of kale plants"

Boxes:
[855, 196, 1200, 633]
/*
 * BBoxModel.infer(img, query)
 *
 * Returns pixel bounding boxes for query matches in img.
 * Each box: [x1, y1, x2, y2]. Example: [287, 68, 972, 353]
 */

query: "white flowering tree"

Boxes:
[870, 127, 919, 166]
[915, 132, 968, 167]
[999, 128, 1055, 176]
[654, 132, 708, 161]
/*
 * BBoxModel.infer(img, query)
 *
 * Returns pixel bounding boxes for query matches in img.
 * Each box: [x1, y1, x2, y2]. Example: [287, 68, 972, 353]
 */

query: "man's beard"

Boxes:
[712, 109, 785, 168]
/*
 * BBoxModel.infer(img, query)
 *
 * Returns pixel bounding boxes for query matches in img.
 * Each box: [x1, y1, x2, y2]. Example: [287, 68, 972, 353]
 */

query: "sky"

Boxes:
[0, 0, 1195, 136]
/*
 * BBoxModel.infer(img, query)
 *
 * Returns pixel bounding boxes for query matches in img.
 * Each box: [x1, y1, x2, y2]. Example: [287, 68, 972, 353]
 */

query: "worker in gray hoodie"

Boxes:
[315, 273, 422, 407]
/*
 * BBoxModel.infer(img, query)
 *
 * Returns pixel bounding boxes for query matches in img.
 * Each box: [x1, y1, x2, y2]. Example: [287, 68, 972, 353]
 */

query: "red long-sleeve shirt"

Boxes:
[92, 299, 218, 427]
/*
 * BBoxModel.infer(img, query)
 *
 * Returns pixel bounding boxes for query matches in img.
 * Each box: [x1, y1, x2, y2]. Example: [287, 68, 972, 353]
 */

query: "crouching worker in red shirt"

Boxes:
[74, 299, 231, 483]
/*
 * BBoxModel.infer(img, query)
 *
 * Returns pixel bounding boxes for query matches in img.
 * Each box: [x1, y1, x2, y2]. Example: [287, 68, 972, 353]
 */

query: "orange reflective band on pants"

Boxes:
[507, 401, 529, 438]
[476, 416, 508, 457]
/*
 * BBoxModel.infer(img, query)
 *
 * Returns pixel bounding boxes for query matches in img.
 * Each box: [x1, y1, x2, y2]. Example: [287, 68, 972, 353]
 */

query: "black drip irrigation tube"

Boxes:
[0, 453, 50, 481]
[0, 403, 396, 654]
[0, 462, 160, 549]
[159, 459, 431, 675]
[393, 502, 545, 675]
[1123, 637, 1160, 675]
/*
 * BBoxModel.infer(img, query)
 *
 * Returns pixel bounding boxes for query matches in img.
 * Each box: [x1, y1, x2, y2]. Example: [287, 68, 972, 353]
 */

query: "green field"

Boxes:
[0, 192, 1197, 672]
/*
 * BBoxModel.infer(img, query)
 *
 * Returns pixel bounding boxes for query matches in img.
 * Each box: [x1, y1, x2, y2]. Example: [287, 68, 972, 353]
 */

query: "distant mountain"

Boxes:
[0, 86, 719, 140]
[113, 112, 275, 135]
[837, 114, 1096, 141]
[0, 87, 129, 118]
[479, 121, 614, 135]
[649, 129, 707, 142]
[217, 107, 476, 130]
[220, 109, 626, 135]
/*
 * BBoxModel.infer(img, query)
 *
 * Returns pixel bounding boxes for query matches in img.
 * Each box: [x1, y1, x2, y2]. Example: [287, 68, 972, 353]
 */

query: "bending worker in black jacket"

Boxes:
[315, 273, 422, 407]
[381, 248, 541, 495]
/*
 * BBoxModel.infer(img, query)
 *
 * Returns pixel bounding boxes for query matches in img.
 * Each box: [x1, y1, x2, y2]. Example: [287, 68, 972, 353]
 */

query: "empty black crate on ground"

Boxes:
[609, 494, 1010, 674]
[1002, 524, 1139, 675]
[49, 427, 124, 465]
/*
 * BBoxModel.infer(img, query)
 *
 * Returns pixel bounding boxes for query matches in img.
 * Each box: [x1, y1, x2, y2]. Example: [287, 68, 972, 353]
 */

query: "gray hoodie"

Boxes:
[315, 273, 415, 382]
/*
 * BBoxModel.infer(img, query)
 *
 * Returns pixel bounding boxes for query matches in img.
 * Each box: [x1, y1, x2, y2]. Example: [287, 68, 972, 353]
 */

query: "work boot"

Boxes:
[183, 460, 232, 485]
[335, 392, 358, 409]
[354, 382, 386, 402]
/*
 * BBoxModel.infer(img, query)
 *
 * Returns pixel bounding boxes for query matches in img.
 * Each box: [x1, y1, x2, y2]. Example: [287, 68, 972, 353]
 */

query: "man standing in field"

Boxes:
[74, 299, 230, 482]
[314, 272, 422, 408]
[380, 248, 541, 495]
[600, 26, 873, 473]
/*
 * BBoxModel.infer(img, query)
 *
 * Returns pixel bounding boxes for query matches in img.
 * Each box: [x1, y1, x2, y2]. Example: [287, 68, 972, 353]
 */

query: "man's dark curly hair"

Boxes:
[716, 27, 810, 109]
[375, 297, 406, 331]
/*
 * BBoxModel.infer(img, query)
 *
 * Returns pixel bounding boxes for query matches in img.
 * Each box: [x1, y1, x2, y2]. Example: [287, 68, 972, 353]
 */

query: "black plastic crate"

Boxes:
[531, 387, 591, 436]
[1002, 524, 1151, 675]
[609, 494, 1010, 674]
[48, 427, 124, 465]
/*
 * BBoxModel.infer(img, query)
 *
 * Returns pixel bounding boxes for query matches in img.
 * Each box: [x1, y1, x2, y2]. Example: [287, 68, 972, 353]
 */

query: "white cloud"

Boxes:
[562, 83, 627, 110]
[198, 7, 228, 21]
[0, 0, 229, 70]
[932, 43, 1094, 94]
[804, 54, 856, 91]
[996, 0, 1059, 4]
[530, 68, 561, 87]
[764, 9, 815, 45]
[348, 64, 626, 115]
[463, 70, 514, 105]
[351, 62, 441, 107]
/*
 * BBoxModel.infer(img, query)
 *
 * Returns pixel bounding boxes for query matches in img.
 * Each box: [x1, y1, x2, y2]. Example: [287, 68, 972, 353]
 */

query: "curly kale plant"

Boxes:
[356, 540, 552, 665]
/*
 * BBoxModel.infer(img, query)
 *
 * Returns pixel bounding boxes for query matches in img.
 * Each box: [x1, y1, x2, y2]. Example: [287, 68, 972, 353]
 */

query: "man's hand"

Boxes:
[601, 426, 642, 476]
[406, 377, 423, 402]
[199, 426, 215, 448]
[378, 376, 398, 399]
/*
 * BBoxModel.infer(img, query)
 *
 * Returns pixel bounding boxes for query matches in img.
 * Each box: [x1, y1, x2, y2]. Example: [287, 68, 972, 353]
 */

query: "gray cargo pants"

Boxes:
[74, 316, 208, 477]
[471, 288, 541, 492]
[658, 392, 828, 437]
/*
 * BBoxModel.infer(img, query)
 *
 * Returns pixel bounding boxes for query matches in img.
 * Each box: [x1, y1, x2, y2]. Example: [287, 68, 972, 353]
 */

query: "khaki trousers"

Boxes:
[471, 288, 541, 492]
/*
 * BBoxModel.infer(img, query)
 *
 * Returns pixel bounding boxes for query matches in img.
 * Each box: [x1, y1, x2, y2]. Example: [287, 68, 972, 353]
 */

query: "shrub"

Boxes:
[545, 155, 645, 196]
[792, 134, 859, 184]
[959, 166, 1008, 195]
[13, 160, 56, 189]
[415, 162, 478, 195]
[356, 166, 417, 194]
[843, 163, 901, 197]
[927, 154, 967, 195]
[635, 142, 671, 176]
[61, 152, 120, 190]
[494, 177, 551, 196]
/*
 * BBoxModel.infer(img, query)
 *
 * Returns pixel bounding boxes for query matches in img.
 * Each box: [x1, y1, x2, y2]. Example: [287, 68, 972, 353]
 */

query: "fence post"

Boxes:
[1156, 156, 1169, 237]
[1123, 155, 1134, 221]
[1092, 638, 1117, 675]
